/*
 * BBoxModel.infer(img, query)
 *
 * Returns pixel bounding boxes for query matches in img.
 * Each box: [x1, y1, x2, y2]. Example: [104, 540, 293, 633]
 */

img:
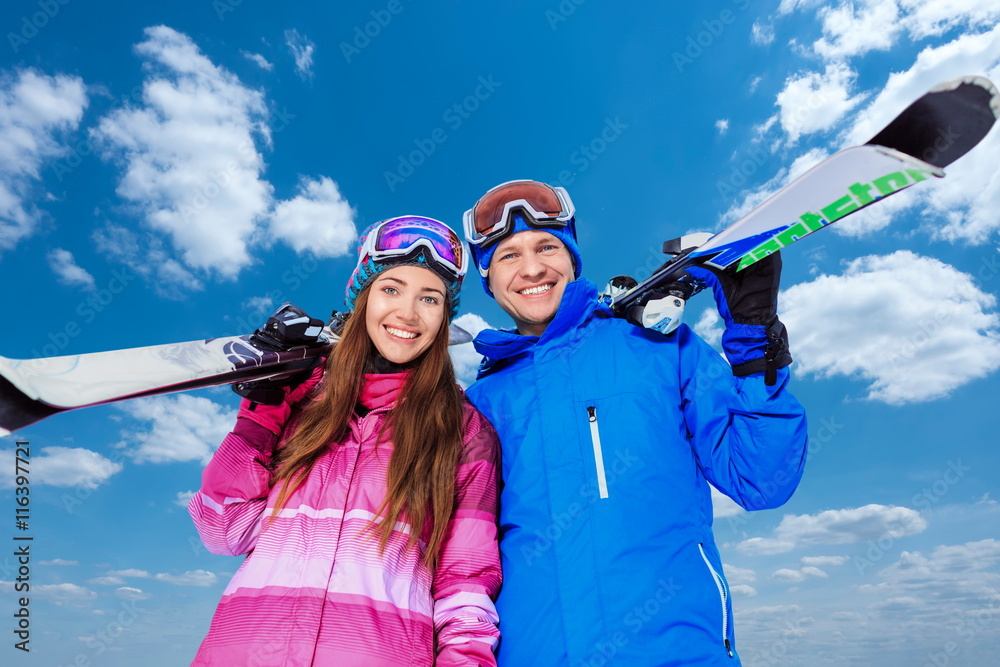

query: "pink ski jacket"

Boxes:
[188, 399, 501, 666]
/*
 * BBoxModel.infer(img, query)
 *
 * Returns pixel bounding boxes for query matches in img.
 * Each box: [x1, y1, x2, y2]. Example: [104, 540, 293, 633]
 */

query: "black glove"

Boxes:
[685, 252, 792, 385]
[233, 303, 325, 405]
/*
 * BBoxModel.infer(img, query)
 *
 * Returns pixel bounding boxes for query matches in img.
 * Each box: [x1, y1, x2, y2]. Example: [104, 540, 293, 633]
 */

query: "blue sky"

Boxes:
[1, 1, 999, 665]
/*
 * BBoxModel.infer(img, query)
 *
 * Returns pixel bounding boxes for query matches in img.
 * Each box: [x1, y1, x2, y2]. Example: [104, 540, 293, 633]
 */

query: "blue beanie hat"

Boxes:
[470, 211, 583, 297]
[345, 218, 464, 321]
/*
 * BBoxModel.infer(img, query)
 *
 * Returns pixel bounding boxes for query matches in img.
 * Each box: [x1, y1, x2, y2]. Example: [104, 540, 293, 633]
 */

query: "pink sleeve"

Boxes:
[433, 409, 503, 667]
[187, 418, 278, 557]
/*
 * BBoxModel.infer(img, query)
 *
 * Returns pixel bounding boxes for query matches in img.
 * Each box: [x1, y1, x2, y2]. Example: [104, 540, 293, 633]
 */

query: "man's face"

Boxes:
[487, 230, 575, 337]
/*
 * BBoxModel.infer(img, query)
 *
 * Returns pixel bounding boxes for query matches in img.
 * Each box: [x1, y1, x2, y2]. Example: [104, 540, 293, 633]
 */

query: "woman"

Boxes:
[188, 216, 502, 666]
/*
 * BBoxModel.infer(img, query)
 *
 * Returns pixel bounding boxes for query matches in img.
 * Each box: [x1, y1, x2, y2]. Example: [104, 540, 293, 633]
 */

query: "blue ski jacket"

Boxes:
[465, 279, 808, 666]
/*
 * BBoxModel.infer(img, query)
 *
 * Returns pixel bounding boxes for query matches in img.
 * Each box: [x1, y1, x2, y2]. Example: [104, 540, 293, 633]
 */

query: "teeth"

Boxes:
[385, 326, 418, 339]
[520, 284, 552, 295]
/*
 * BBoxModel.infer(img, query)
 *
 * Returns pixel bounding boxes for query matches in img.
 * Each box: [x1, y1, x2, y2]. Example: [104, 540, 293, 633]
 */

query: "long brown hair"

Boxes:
[268, 285, 465, 568]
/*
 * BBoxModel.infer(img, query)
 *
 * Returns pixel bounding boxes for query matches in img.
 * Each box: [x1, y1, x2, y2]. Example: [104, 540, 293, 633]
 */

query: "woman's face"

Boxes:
[365, 265, 448, 365]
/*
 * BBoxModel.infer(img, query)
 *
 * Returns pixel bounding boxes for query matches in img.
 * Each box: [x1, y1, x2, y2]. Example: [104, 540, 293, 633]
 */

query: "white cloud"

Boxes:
[268, 176, 357, 258]
[285, 29, 315, 80]
[778, 0, 1000, 58]
[777, 0, 823, 15]
[93, 26, 273, 281]
[715, 119, 730, 135]
[775, 63, 866, 142]
[724, 565, 757, 585]
[730, 584, 758, 597]
[33, 583, 97, 602]
[153, 569, 217, 586]
[860, 539, 1000, 615]
[0, 446, 122, 489]
[107, 568, 151, 578]
[887, 539, 1000, 575]
[244, 294, 276, 317]
[99, 567, 217, 587]
[801, 555, 849, 567]
[88, 575, 126, 586]
[174, 490, 196, 508]
[736, 536, 798, 556]
[773, 567, 808, 582]
[784, 504, 926, 545]
[449, 313, 492, 388]
[771, 565, 828, 584]
[47, 248, 96, 290]
[800, 565, 829, 578]
[92, 28, 357, 292]
[693, 308, 723, 351]
[40, 559, 78, 566]
[813, 0, 903, 60]
[751, 21, 775, 46]
[781, 251, 1000, 404]
[711, 484, 744, 518]
[0, 68, 87, 253]
[241, 50, 274, 71]
[901, 0, 1000, 39]
[118, 394, 235, 464]
[115, 586, 152, 601]
[738, 504, 927, 556]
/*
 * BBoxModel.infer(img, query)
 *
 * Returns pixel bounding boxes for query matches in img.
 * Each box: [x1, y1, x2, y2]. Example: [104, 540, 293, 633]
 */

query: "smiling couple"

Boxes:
[188, 180, 809, 666]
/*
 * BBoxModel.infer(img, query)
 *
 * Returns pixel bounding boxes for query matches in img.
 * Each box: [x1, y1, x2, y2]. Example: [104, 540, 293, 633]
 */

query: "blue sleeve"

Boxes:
[676, 325, 808, 510]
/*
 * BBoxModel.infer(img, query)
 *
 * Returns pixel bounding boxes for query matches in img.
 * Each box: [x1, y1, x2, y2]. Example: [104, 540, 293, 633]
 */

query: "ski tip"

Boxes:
[928, 75, 1000, 120]
[448, 324, 473, 345]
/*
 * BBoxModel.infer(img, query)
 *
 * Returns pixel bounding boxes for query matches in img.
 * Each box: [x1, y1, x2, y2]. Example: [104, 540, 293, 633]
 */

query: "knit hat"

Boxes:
[344, 216, 465, 321]
[470, 210, 583, 297]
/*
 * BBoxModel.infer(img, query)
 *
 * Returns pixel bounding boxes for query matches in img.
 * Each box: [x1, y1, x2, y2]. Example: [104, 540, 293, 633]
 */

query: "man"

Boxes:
[461, 180, 808, 666]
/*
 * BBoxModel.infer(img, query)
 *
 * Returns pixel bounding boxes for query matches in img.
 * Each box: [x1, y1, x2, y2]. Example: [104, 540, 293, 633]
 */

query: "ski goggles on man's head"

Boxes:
[358, 215, 467, 282]
[463, 180, 576, 248]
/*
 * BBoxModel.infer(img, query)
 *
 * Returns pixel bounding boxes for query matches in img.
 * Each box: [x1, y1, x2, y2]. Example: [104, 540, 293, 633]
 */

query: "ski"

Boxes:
[0, 316, 472, 436]
[611, 75, 999, 327]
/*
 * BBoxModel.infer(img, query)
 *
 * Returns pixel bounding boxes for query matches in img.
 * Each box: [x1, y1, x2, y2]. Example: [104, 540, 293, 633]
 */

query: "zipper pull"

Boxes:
[587, 406, 596, 422]
[725, 638, 733, 658]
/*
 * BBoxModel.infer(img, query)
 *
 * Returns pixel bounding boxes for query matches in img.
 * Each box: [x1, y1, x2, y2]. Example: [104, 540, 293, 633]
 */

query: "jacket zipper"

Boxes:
[698, 542, 734, 658]
[586, 406, 609, 499]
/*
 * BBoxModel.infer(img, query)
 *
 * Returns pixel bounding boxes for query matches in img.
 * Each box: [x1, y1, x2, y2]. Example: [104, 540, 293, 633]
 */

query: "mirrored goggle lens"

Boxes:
[372, 217, 464, 271]
[472, 181, 567, 237]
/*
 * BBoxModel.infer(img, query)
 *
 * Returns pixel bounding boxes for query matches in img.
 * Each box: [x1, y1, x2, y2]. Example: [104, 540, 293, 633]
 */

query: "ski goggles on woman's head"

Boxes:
[463, 180, 576, 247]
[358, 215, 467, 282]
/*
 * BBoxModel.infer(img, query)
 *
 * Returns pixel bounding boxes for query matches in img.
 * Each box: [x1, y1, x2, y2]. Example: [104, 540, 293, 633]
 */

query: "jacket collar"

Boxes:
[474, 279, 606, 362]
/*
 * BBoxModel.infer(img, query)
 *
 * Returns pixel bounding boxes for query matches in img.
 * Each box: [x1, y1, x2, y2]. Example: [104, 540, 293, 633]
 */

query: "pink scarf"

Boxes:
[359, 372, 408, 411]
